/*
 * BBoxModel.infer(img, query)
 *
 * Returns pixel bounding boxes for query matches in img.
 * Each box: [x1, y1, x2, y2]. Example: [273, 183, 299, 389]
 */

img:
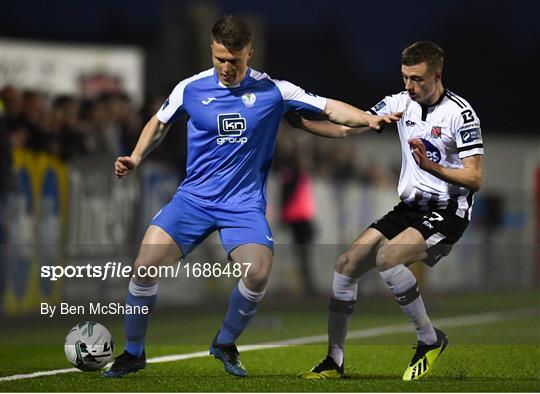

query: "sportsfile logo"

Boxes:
[217, 113, 248, 145]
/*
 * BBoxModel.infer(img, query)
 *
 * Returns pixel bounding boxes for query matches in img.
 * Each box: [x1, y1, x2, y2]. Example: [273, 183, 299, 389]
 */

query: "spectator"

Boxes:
[45, 95, 87, 160]
[19, 89, 48, 152]
[79, 98, 109, 154]
[1, 86, 30, 149]
[1, 85, 22, 125]
[279, 137, 317, 296]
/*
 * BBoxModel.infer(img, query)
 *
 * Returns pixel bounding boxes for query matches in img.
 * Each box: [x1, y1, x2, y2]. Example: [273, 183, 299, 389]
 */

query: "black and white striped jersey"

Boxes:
[369, 89, 483, 220]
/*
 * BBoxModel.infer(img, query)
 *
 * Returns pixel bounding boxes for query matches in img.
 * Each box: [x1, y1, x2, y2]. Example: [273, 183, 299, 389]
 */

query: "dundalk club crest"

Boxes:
[431, 126, 442, 138]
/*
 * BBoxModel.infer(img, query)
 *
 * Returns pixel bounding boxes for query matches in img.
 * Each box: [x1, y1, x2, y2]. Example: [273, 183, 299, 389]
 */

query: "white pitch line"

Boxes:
[0, 368, 79, 382]
[0, 307, 537, 382]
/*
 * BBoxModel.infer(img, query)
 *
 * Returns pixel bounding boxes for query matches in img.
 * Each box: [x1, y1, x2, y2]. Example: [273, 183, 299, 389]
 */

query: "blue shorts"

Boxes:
[151, 191, 274, 257]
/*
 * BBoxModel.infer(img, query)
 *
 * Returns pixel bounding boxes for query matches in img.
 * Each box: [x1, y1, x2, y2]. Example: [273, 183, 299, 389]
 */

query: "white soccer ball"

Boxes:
[64, 321, 114, 371]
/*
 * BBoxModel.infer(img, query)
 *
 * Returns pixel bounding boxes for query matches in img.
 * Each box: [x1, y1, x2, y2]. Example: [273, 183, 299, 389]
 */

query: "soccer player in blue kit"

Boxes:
[102, 15, 400, 378]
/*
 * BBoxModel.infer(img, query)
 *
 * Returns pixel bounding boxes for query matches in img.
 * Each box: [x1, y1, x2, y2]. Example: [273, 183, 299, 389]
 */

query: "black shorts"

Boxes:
[369, 202, 469, 266]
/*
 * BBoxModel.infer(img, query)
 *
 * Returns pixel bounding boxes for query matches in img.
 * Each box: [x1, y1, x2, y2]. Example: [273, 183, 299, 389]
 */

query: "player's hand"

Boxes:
[408, 138, 435, 171]
[114, 156, 140, 178]
[368, 112, 402, 131]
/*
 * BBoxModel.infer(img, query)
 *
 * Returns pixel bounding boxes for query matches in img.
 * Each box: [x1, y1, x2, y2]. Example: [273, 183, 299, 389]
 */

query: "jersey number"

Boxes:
[461, 109, 474, 124]
[427, 212, 444, 222]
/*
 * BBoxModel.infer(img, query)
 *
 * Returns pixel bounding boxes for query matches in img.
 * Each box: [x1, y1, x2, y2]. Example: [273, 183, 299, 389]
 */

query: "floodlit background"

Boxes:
[0, 0, 539, 315]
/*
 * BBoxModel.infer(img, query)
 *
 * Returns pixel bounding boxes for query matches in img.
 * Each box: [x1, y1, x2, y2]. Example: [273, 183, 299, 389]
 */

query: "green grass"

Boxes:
[0, 290, 539, 392]
[1, 343, 538, 392]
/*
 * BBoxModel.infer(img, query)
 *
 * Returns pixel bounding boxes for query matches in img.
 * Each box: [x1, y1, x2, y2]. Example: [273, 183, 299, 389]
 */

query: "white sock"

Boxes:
[238, 279, 266, 302]
[327, 272, 358, 366]
[379, 265, 437, 345]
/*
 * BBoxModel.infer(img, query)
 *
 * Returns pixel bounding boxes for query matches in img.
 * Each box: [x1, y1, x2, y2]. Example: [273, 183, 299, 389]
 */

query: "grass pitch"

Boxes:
[0, 291, 539, 392]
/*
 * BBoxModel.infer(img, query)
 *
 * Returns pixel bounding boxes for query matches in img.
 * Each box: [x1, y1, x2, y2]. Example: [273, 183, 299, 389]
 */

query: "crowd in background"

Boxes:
[0, 85, 400, 187]
[1, 86, 144, 161]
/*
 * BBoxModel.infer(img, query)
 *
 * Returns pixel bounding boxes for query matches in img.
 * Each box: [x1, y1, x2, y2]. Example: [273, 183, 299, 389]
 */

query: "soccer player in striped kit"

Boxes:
[297, 41, 484, 380]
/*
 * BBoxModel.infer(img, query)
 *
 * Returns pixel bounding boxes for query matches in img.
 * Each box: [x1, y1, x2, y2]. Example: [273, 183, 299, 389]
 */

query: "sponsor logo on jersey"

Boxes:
[422, 220, 434, 229]
[217, 113, 248, 145]
[242, 92, 256, 107]
[406, 120, 416, 127]
[431, 126, 442, 138]
[202, 97, 217, 105]
[373, 100, 386, 112]
[411, 138, 442, 163]
[460, 127, 481, 143]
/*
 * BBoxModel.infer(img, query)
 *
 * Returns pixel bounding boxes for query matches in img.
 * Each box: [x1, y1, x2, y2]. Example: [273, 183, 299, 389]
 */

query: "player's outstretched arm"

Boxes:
[323, 98, 402, 130]
[409, 138, 483, 192]
[284, 111, 371, 138]
[301, 120, 372, 138]
[114, 115, 171, 178]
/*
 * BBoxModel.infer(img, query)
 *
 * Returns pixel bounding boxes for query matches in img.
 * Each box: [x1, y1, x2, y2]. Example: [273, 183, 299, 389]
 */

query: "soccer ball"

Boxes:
[64, 321, 114, 371]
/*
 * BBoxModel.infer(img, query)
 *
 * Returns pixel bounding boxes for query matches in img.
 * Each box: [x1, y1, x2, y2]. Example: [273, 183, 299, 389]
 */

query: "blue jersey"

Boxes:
[156, 67, 326, 209]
